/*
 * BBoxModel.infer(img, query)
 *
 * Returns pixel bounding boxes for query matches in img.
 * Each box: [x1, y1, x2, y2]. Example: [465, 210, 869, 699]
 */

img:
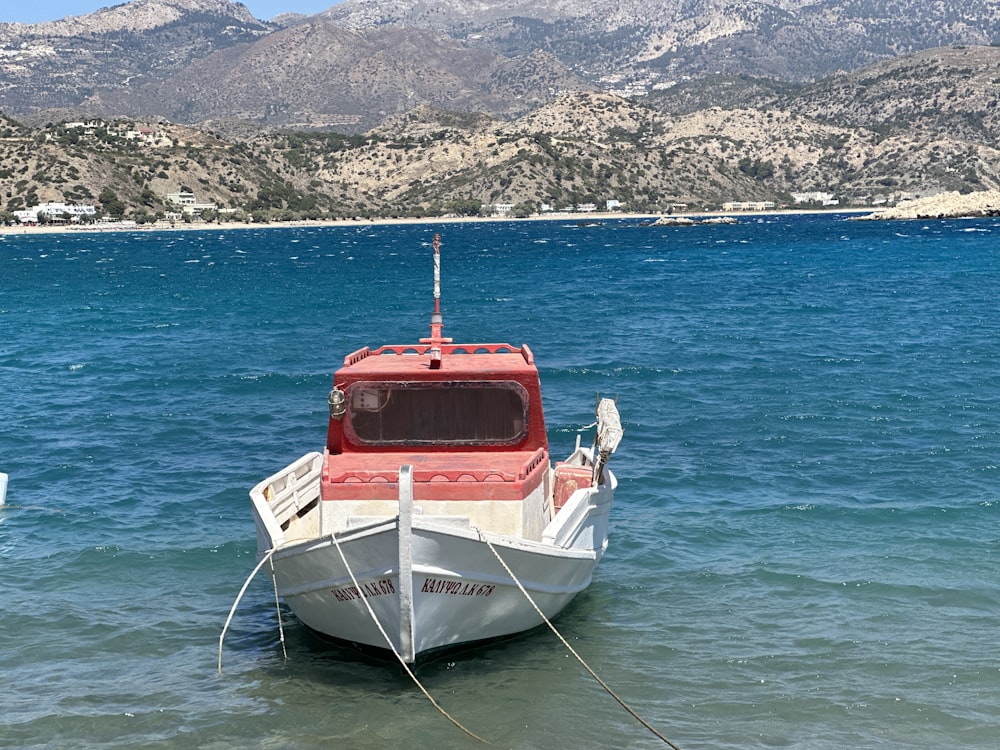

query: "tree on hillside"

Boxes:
[738, 157, 776, 180]
[511, 201, 537, 217]
[445, 198, 482, 216]
[99, 187, 126, 218]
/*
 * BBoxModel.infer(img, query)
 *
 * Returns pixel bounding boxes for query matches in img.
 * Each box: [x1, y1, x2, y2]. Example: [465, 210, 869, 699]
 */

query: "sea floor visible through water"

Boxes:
[2, 214, 999, 749]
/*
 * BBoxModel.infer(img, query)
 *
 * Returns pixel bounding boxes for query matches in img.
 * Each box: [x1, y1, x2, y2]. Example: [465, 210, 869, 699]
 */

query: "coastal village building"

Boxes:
[14, 202, 96, 224]
[792, 191, 839, 206]
[723, 201, 777, 211]
[54, 121, 172, 147]
[165, 190, 217, 216]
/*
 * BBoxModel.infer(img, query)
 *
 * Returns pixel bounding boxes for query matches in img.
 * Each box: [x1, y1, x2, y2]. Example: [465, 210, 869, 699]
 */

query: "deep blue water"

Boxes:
[2, 215, 999, 749]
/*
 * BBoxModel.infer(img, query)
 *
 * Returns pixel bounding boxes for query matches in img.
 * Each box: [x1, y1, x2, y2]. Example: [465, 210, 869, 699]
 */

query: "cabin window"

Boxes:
[345, 381, 529, 446]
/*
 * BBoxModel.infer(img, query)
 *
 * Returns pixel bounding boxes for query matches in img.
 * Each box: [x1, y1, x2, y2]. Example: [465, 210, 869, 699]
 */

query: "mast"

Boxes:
[421, 233, 452, 368]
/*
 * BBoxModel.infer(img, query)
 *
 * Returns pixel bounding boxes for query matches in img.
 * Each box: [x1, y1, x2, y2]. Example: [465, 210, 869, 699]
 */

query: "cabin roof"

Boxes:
[336, 343, 537, 381]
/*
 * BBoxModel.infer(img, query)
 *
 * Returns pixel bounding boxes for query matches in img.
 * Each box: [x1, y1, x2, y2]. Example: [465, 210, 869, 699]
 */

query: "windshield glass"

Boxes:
[346, 381, 529, 446]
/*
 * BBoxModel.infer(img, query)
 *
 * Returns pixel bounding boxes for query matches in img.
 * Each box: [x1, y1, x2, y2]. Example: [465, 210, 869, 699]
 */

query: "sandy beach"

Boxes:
[0, 207, 877, 237]
[7, 187, 995, 237]
[0, 212, 641, 235]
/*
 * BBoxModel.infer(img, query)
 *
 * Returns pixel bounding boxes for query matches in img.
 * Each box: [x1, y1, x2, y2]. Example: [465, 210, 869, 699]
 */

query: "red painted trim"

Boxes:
[321, 449, 549, 502]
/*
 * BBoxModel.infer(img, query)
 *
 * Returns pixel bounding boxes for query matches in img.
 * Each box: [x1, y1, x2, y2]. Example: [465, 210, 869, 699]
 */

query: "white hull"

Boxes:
[251, 453, 616, 661]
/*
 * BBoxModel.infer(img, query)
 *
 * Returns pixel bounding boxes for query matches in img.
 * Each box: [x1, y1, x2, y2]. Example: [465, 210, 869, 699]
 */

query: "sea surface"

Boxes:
[2, 214, 999, 750]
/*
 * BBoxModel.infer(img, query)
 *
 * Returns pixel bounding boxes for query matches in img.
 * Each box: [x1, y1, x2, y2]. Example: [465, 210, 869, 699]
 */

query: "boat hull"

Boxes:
[251, 458, 615, 661]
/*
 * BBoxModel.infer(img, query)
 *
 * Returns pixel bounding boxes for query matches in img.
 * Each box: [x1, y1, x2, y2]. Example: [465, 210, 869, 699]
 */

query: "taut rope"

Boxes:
[327, 529, 494, 746]
[218, 536, 492, 744]
[481, 533, 683, 750]
[268, 552, 288, 662]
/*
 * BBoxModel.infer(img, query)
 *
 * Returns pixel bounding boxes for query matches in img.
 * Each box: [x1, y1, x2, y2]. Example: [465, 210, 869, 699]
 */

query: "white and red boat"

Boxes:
[249, 235, 623, 663]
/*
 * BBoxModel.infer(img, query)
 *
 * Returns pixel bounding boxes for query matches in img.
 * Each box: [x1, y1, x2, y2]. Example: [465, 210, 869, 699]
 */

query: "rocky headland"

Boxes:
[857, 190, 1000, 220]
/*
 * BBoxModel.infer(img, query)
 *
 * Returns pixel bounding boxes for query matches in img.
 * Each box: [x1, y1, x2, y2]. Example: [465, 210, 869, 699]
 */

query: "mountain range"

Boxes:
[1, 0, 998, 129]
[1, 0, 999, 220]
[3, 43, 999, 224]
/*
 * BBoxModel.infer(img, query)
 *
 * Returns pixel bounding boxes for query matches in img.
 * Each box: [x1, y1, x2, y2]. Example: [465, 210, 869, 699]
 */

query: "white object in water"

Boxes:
[0, 472, 7, 505]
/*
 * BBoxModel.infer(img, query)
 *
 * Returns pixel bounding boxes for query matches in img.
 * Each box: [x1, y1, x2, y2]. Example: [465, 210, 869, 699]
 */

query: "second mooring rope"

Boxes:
[219, 547, 283, 673]
[481, 533, 683, 750]
[220, 526, 679, 749]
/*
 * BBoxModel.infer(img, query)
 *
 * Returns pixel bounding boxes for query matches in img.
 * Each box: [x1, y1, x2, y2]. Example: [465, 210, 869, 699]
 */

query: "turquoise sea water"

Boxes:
[2, 215, 999, 749]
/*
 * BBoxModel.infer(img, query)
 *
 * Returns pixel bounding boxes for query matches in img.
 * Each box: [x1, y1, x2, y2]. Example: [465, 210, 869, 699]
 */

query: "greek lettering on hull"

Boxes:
[421, 577, 494, 597]
[331, 578, 395, 602]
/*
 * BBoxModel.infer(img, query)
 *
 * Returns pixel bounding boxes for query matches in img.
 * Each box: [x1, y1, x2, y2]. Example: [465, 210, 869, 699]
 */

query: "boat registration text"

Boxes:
[331, 579, 396, 601]
[421, 577, 496, 597]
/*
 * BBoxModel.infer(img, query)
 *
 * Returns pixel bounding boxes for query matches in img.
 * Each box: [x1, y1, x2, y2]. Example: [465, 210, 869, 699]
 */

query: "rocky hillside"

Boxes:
[84, 21, 591, 132]
[0, 0, 272, 116]
[2, 0, 998, 129]
[4, 55, 999, 223]
[647, 45, 1000, 145]
[321, 0, 1000, 82]
[774, 46, 1000, 143]
[344, 91, 996, 210]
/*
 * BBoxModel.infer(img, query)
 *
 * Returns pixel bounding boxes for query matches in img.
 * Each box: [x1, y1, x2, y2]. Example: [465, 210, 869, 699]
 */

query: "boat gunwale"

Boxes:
[266, 511, 602, 562]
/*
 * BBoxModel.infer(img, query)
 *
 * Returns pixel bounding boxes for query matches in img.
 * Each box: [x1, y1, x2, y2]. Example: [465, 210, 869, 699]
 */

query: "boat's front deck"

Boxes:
[321, 448, 548, 501]
[314, 448, 551, 541]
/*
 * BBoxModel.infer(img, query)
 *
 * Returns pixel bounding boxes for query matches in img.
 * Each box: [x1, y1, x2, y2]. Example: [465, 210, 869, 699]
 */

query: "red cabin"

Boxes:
[321, 342, 550, 506]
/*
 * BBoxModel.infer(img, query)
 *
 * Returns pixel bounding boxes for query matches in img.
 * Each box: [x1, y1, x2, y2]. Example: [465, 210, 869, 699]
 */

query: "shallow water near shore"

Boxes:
[2, 214, 999, 749]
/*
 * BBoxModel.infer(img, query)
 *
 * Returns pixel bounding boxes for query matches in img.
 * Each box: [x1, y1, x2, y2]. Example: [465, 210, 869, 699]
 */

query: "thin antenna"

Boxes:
[421, 233, 452, 368]
[431, 233, 442, 339]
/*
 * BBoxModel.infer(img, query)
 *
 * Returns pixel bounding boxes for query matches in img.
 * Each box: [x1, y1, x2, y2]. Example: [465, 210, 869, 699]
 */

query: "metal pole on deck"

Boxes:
[423, 233, 452, 368]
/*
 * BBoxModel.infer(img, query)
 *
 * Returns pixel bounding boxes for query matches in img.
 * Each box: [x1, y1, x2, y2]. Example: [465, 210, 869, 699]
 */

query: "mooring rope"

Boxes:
[328, 530, 494, 746]
[268, 552, 288, 662]
[218, 547, 280, 673]
[481, 534, 683, 750]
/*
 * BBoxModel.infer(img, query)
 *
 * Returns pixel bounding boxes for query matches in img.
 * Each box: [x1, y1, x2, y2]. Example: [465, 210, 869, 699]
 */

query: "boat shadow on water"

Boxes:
[273, 586, 602, 681]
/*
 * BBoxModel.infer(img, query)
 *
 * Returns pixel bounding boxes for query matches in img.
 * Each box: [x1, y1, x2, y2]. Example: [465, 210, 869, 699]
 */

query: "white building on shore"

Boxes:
[14, 202, 97, 224]
[165, 190, 217, 216]
[722, 200, 777, 211]
[791, 191, 839, 206]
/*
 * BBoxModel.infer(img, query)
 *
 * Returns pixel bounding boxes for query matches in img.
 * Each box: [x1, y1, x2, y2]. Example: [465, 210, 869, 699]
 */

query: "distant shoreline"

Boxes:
[0, 208, 876, 237]
[12, 192, 1000, 237]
